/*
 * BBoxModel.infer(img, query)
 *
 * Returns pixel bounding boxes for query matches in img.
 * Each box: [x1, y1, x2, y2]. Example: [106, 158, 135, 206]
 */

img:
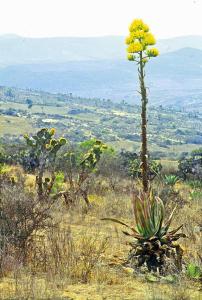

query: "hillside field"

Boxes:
[0, 86, 201, 160]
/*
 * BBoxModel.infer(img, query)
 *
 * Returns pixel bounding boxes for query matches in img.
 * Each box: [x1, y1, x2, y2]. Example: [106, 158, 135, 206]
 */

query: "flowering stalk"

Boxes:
[139, 51, 148, 191]
[126, 19, 159, 192]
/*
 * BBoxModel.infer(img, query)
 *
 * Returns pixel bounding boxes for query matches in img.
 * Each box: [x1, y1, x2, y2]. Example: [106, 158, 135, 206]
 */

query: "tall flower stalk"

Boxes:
[102, 27, 184, 274]
[126, 19, 159, 192]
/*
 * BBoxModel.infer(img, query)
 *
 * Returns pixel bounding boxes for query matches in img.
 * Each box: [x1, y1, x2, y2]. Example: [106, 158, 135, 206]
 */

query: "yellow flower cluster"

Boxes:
[146, 48, 159, 57]
[125, 36, 134, 45]
[126, 18, 159, 61]
[127, 41, 143, 53]
[129, 19, 149, 33]
[144, 33, 156, 46]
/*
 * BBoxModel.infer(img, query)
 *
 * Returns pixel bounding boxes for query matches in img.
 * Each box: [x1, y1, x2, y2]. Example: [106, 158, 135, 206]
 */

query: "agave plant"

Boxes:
[102, 190, 185, 274]
[164, 175, 179, 187]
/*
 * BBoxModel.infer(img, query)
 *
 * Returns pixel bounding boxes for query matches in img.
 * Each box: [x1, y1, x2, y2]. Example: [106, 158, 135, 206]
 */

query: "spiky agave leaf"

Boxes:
[102, 190, 184, 243]
[101, 217, 131, 229]
[101, 217, 141, 239]
[158, 206, 178, 237]
[132, 192, 153, 238]
[154, 196, 165, 236]
[132, 193, 146, 237]
[132, 190, 165, 239]
[168, 224, 183, 236]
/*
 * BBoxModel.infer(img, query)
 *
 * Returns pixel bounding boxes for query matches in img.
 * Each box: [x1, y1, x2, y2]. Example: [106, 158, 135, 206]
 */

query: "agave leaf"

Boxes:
[132, 190, 167, 240]
[169, 233, 186, 241]
[101, 217, 130, 228]
[148, 192, 165, 237]
[122, 230, 142, 239]
[134, 196, 151, 238]
[143, 193, 153, 228]
[163, 205, 177, 234]
[101, 218, 139, 234]
[147, 191, 157, 234]
[147, 195, 164, 237]
[136, 223, 144, 235]
[122, 230, 131, 236]
[138, 194, 154, 237]
[167, 224, 183, 236]
[151, 196, 159, 232]
[133, 191, 161, 239]
[155, 197, 165, 235]
[134, 202, 147, 236]
[158, 228, 166, 238]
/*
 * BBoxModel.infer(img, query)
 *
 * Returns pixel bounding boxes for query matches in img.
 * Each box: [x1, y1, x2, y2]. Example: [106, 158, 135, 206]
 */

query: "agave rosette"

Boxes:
[102, 189, 183, 242]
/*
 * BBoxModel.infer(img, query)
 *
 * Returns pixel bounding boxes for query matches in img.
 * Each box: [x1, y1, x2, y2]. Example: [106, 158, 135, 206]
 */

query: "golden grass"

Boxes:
[0, 173, 201, 299]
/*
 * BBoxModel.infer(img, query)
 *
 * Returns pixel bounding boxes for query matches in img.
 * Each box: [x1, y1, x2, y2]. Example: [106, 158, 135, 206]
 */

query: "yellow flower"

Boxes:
[127, 54, 135, 61]
[129, 19, 149, 33]
[146, 48, 159, 57]
[132, 30, 145, 40]
[49, 128, 56, 135]
[125, 35, 134, 45]
[143, 24, 149, 32]
[127, 42, 143, 53]
[144, 33, 156, 46]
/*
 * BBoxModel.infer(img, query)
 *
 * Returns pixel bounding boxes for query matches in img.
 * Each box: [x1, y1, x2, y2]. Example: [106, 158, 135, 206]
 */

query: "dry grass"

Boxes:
[0, 171, 201, 300]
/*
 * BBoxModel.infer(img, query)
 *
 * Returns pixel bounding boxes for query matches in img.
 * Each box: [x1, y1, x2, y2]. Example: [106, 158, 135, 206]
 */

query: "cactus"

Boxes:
[24, 128, 66, 200]
[64, 139, 107, 207]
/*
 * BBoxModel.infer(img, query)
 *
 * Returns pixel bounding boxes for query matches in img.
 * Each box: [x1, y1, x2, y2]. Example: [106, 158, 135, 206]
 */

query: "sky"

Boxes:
[0, 0, 202, 39]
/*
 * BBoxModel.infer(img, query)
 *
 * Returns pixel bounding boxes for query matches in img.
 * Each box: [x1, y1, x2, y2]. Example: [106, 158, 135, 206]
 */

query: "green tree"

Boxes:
[126, 19, 159, 191]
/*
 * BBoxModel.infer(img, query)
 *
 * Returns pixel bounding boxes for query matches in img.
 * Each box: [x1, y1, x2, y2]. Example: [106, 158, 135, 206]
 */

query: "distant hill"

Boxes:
[0, 47, 202, 106]
[157, 35, 202, 53]
[0, 35, 202, 106]
[0, 34, 202, 65]
[0, 35, 125, 65]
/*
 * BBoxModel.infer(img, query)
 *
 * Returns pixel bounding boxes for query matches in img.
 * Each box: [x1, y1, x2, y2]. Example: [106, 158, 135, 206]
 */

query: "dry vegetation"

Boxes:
[0, 164, 201, 300]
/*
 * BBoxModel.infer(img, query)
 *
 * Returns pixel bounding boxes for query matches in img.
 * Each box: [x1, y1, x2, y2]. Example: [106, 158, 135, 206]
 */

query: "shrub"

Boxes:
[186, 263, 202, 280]
[164, 175, 179, 187]
[0, 179, 54, 276]
[178, 148, 202, 180]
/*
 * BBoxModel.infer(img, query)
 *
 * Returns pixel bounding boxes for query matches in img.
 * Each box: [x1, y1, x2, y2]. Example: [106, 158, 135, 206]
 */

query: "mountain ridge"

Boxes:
[0, 47, 201, 105]
[0, 35, 202, 66]
[0, 35, 202, 105]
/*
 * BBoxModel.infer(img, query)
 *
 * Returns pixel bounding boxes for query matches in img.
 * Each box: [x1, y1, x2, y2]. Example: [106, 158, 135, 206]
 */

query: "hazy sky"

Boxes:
[0, 0, 202, 38]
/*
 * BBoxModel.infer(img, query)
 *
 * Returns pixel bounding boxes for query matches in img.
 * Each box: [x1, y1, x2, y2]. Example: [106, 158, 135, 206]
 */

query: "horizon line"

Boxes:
[0, 33, 202, 40]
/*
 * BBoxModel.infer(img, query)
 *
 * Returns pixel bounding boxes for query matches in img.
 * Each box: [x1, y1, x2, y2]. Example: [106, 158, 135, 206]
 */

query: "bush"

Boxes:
[178, 149, 202, 180]
[0, 179, 54, 276]
[187, 263, 202, 280]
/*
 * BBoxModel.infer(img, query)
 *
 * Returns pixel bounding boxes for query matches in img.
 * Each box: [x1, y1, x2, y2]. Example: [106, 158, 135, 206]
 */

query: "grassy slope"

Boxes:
[1, 86, 201, 159]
